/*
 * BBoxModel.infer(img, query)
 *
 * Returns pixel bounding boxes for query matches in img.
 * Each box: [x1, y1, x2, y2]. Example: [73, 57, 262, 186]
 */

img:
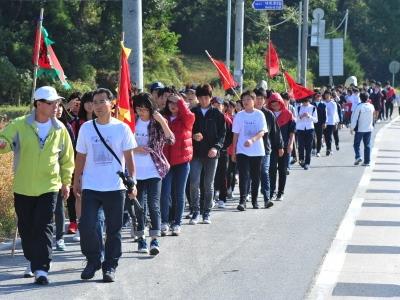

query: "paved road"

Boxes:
[0, 118, 391, 300]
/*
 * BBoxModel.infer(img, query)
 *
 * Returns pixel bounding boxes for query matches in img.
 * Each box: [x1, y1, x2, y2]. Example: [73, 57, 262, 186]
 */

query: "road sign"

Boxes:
[311, 8, 325, 47]
[319, 38, 344, 77]
[252, 0, 283, 10]
[389, 61, 400, 74]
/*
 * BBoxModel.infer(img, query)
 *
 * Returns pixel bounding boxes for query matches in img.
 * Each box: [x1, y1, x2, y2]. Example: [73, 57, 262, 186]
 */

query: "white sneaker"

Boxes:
[171, 225, 181, 236]
[189, 213, 200, 225]
[218, 200, 225, 208]
[55, 239, 66, 251]
[24, 265, 34, 278]
[34, 270, 49, 285]
[316, 152, 321, 157]
[161, 223, 169, 236]
[72, 230, 80, 242]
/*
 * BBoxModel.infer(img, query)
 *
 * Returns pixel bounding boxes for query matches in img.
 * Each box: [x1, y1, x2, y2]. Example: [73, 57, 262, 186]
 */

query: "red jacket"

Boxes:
[163, 99, 195, 166]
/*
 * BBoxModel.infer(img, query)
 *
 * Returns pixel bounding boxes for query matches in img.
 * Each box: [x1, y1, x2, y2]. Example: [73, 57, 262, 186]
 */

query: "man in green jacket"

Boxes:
[0, 86, 74, 285]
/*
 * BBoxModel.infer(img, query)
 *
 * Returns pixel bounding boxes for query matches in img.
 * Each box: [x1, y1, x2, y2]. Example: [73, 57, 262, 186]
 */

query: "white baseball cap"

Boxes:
[34, 86, 64, 101]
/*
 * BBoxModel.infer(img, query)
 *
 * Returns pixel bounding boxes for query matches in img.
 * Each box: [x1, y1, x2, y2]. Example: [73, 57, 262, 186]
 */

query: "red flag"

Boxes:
[117, 42, 135, 133]
[208, 55, 237, 91]
[284, 71, 315, 101]
[265, 41, 280, 78]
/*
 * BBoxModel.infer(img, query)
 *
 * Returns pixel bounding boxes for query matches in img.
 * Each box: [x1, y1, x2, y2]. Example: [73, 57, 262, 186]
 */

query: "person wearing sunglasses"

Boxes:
[0, 86, 75, 285]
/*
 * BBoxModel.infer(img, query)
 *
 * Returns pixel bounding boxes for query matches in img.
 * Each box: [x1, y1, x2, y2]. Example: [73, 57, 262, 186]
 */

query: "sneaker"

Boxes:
[189, 212, 200, 225]
[24, 265, 34, 278]
[237, 204, 246, 211]
[72, 230, 80, 242]
[354, 158, 362, 165]
[103, 268, 116, 282]
[185, 212, 193, 219]
[34, 270, 49, 285]
[171, 225, 181, 236]
[264, 201, 274, 209]
[161, 223, 169, 237]
[203, 215, 212, 224]
[81, 262, 101, 280]
[245, 194, 250, 202]
[252, 201, 259, 209]
[299, 160, 305, 167]
[290, 158, 297, 165]
[362, 162, 370, 166]
[286, 169, 290, 175]
[326, 150, 331, 156]
[276, 193, 284, 201]
[137, 238, 149, 254]
[67, 221, 77, 234]
[336, 145, 340, 151]
[271, 192, 277, 201]
[55, 239, 66, 251]
[218, 200, 225, 208]
[304, 164, 309, 170]
[211, 200, 216, 209]
[316, 152, 321, 157]
[311, 149, 316, 156]
[150, 239, 160, 256]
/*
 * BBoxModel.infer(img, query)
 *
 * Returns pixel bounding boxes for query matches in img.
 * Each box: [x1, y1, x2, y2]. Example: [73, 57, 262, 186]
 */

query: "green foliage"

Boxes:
[0, 105, 30, 119]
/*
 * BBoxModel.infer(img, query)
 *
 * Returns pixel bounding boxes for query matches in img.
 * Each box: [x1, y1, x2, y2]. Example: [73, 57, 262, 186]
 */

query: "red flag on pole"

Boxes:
[284, 71, 315, 101]
[117, 42, 135, 133]
[206, 52, 237, 91]
[265, 41, 280, 78]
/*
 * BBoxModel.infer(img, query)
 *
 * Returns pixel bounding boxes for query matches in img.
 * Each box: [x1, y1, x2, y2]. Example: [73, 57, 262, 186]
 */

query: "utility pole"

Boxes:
[234, 0, 244, 93]
[300, 0, 309, 86]
[123, 0, 143, 91]
[226, 0, 232, 69]
[297, 1, 302, 83]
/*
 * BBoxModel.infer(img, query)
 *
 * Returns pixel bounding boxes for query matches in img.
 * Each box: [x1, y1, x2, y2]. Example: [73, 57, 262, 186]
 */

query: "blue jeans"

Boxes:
[161, 162, 190, 226]
[137, 178, 162, 237]
[190, 157, 218, 216]
[354, 131, 372, 164]
[79, 189, 125, 271]
[54, 191, 65, 241]
[260, 154, 271, 202]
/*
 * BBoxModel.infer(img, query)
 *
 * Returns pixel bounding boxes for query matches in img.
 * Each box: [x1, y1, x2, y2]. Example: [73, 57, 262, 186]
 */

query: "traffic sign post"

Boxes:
[252, 0, 283, 10]
[389, 61, 400, 87]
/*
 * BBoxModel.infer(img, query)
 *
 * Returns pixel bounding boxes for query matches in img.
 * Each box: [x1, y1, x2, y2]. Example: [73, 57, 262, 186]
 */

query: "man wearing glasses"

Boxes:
[0, 86, 75, 285]
[73, 88, 137, 283]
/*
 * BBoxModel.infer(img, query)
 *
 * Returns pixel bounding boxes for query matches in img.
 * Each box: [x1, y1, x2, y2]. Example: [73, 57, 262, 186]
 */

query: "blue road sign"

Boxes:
[252, 0, 283, 10]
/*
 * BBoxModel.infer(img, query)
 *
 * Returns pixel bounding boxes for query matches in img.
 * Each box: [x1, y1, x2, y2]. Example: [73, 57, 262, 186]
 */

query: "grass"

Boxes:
[0, 105, 30, 121]
[0, 121, 16, 241]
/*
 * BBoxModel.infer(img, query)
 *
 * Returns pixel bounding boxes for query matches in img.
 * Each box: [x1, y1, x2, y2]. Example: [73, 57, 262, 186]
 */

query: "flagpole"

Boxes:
[204, 50, 241, 100]
[280, 60, 288, 92]
[115, 32, 125, 120]
[30, 8, 44, 111]
[267, 25, 271, 88]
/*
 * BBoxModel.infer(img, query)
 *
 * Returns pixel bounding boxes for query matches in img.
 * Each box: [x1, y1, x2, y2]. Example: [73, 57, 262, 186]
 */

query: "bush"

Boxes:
[0, 105, 30, 120]
[0, 121, 16, 241]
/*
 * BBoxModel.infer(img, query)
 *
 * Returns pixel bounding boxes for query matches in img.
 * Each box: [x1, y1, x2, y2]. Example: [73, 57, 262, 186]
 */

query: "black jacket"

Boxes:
[261, 108, 283, 154]
[312, 101, 327, 125]
[191, 106, 226, 158]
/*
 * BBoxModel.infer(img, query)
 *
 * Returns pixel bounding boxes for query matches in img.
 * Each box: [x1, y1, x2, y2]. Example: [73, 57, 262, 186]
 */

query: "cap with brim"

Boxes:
[34, 86, 64, 101]
[212, 96, 224, 104]
[150, 82, 164, 92]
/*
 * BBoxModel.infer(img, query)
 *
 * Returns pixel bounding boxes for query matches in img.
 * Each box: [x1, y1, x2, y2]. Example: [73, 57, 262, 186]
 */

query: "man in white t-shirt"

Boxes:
[73, 88, 137, 283]
[232, 91, 268, 211]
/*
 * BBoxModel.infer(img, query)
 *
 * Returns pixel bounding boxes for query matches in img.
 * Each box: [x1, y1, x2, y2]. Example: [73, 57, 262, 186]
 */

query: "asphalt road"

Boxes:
[0, 119, 390, 300]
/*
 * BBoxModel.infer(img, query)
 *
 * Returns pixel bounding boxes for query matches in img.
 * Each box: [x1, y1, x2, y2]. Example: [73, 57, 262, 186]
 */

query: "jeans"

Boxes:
[161, 162, 190, 226]
[236, 154, 262, 205]
[324, 125, 335, 151]
[190, 157, 218, 216]
[260, 154, 271, 202]
[269, 150, 288, 196]
[54, 191, 65, 241]
[137, 178, 162, 237]
[386, 101, 394, 119]
[14, 192, 57, 273]
[214, 151, 229, 202]
[298, 129, 314, 165]
[79, 189, 125, 271]
[354, 131, 372, 164]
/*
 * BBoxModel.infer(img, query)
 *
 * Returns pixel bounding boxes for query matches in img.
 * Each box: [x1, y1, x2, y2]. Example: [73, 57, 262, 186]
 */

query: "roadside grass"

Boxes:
[0, 105, 30, 121]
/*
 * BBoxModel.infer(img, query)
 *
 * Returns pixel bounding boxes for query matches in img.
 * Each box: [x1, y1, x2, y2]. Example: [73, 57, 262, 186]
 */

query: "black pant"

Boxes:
[226, 156, 237, 192]
[269, 150, 288, 196]
[324, 125, 335, 151]
[54, 191, 65, 240]
[386, 101, 394, 119]
[298, 129, 314, 165]
[333, 125, 340, 147]
[313, 124, 323, 153]
[66, 190, 77, 223]
[214, 151, 229, 201]
[14, 192, 57, 273]
[236, 154, 262, 205]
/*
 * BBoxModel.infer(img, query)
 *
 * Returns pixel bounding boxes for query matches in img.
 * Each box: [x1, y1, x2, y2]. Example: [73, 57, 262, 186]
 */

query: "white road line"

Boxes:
[306, 117, 397, 300]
